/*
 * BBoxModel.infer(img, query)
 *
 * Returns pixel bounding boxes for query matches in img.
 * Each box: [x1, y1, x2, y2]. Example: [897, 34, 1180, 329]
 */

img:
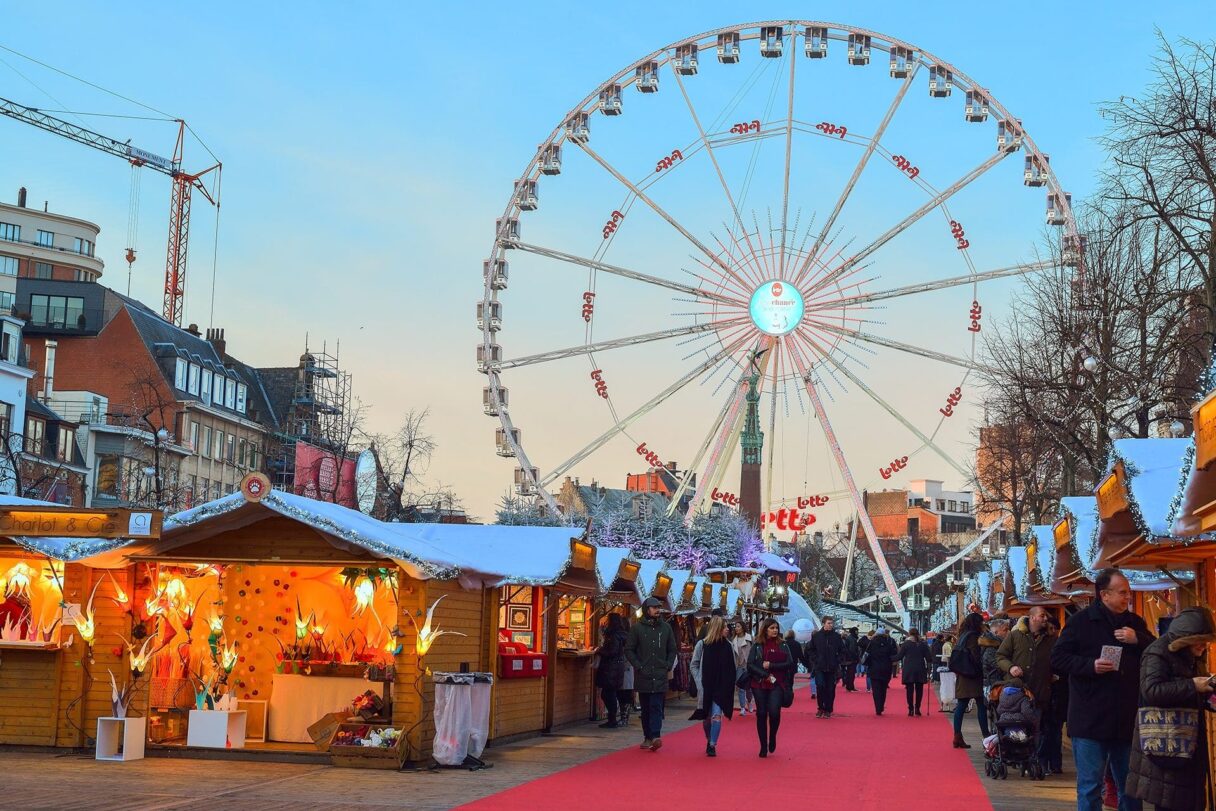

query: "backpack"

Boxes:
[948, 632, 981, 679]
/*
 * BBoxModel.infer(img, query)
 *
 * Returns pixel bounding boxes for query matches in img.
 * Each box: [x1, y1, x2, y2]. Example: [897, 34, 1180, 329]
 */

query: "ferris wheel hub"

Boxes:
[748, 279, 805, 337]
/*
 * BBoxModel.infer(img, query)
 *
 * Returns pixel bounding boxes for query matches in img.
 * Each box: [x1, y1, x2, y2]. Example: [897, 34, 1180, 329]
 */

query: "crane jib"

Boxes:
[125, 145, 174, 172]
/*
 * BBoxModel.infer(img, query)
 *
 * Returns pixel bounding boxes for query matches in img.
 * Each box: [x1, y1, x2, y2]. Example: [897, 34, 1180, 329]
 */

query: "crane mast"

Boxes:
[0, 95, 220, 326]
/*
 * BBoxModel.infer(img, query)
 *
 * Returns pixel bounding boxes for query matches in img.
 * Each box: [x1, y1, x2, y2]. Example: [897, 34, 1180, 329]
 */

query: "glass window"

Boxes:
[0, 401, 10, 437]
[189, 421, 199, 451]
[0, 223, 19, 241]
[36, 230, 54, 248]
[236, 384, 247, 414]
[214, 430, 224, 460]
[29, 294, 85, 327]
[948, 500, 957, 512]
[212, 373, 224, 405]
[57, 426, 76, 461]
[24, 416, 45, 454]
[225, 378, 236, 409]
[238, 438, 247, 468]
[0, 291, 13, 314]
[0, 256, 16, 276]
[96, 455, 119, 497]
[200, 368, 211, 401]
[73, 237, 94, 256]
[249, 444, 258, 470]
[201, 425, 212, 458]
[33, 262, 52, 279]
[226, 434, 235, 463]
[187, 363, 200, 395]
[0, 321, 18, 364]
[174, 358, 188, 390]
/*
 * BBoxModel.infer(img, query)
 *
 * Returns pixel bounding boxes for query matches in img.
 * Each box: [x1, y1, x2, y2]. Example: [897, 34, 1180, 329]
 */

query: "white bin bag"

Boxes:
[432, 672, 495, 766]
[937, 669, 957, 711]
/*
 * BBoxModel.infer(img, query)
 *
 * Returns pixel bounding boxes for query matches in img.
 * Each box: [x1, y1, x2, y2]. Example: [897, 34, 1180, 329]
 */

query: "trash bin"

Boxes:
[432, 672, 494, 767]
[937, 668, 957, 712]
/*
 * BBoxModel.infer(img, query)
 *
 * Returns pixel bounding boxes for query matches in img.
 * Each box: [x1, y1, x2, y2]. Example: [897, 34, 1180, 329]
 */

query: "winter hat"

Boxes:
[641, 597, 664, 610]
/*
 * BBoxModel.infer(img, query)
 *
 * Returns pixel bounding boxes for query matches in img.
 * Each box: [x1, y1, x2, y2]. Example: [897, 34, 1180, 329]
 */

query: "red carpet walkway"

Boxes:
[457, 678, 993, 811]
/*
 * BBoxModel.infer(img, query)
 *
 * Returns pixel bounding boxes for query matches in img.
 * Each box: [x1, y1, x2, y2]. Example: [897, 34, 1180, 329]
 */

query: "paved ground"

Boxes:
[0, 691, 1083, 810]
[0, 705, 697, 811]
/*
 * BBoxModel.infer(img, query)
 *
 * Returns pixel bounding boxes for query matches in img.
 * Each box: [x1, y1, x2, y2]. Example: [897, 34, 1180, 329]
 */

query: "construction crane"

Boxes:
[0, 94, 220, 326]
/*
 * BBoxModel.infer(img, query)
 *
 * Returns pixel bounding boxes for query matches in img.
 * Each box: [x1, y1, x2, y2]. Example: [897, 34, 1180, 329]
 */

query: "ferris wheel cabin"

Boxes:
[496, 216, 520, 243]
[565, 112, 590, 144]
[760, 26, 783, 58]
[482, 385, 508, 416]
[476, 343, 502, 372]
[495, 427, 520, 458]
[847, 33, 871, 65]
[476, 300, 502, 332]
[1046, 192, 1071, 226]
[483, 259, 508, 290]
[599, 84, 623, 115]
[514, 180, 538, 211]
[717, 32, 740, 63]
[539, 143, 562, 175]
[635, 61, 660, 92]
[929, 64, 953, 97]
[998, 119, 1023, 150]
[965, 90, 990, 123]
[1024, 154, 1049, 187]
[514, 466, 539, 496]
[805, 26, 828, 58]
[674, 43, 699, 75]
[889, 46, 914, 78]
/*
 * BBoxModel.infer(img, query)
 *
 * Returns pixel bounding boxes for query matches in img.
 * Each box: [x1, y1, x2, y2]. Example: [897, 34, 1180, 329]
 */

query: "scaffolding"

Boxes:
[270, 338, 353, 494]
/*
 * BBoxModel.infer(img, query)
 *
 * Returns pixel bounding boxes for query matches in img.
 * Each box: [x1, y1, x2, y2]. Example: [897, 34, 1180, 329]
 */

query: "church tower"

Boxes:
[739, 352, 764, 527]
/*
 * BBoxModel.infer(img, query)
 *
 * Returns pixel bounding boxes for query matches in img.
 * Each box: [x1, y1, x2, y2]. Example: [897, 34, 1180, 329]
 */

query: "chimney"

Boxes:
[16, 187, 26, 208]
[205, 327, 226, 357]
[43, 339, 57, 401]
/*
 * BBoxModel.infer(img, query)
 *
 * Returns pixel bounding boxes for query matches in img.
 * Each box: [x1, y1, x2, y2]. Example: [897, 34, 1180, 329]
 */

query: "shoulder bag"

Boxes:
[1138, 706, 1200, 762]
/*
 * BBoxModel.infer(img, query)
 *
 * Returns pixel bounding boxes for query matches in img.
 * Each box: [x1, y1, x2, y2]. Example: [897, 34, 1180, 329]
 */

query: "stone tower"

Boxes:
[739, 350, 765, 527]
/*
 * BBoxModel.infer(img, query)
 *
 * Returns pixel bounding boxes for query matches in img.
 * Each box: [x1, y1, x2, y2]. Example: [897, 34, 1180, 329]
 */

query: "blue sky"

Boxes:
[0, 2, 1210, 521]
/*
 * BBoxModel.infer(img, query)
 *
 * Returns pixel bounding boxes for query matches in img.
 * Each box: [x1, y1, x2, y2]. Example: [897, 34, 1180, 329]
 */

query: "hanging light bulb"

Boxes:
[1082, 355, 1099, 373]
[1108, 425, 1122, 441]
[1170, 420, 1186, 438]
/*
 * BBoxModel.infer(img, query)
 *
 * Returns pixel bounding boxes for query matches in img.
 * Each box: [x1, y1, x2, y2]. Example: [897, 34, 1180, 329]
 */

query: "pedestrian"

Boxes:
[783, 628, 804, 693]
[866, 626, 899, 715]
[949, 612, 990, 748]
[594, 613, 628, 728]
[841, 627, 860, 692]
[624, 596, 678, 752]
[1126, 606, 1216, 811]
[930, 631, 945, 684]
[730, 620, 756, 714]
[747, 617, 791, 757]
[859, 629, 874, 692]
[996, 607, 1058, 772]
[981, 617, 1011, 693]
[899, 628, 933, 716]
[1051, 568, 1154, 811]
[689, 616, 737, 757]
[1046, 614, 1068, 775]
[806, 616, 844, 717]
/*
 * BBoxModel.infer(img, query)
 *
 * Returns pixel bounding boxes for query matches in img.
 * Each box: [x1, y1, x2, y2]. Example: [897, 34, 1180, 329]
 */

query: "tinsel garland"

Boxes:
[12, 536, 132, 561]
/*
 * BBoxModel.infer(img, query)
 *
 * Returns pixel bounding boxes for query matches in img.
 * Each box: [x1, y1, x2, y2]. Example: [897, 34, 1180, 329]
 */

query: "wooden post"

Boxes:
[543, 589, 558, 732]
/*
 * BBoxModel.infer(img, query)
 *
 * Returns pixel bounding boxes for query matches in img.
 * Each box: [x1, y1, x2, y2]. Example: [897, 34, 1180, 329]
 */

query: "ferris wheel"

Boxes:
[478, 21, 1080, 615]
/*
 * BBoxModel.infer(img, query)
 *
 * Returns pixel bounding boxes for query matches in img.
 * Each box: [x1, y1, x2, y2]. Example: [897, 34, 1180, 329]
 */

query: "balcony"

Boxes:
[0, 233, 105, 274]
[20, 305, 105, 335]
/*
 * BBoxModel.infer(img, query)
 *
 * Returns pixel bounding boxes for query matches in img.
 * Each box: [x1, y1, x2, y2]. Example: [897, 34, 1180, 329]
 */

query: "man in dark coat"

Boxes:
[841, 627, 861, 691]
[858, 630, 873, 692]
[805, 616, 844, 717]
[865, 627, 899, 715]
[929, 631, 945, 683]
[625, 597, 678, 751]
[996, 607, 1058, 771]
[1126, 607, 1216, 811]
[1051, 569, 1153, 811]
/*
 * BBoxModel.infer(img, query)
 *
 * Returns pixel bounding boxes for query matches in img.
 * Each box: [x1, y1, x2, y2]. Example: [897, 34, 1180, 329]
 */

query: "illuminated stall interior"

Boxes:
[0, 555, 64, 645]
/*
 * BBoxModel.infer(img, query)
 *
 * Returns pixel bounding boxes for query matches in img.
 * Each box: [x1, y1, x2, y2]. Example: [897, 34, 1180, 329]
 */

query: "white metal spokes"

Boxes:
[500, 318, 748, 370]
[804, 149, 1014, 298]
[778, 45, 797, 278]
[805, 259, 1058, 312]
[509, 241, 744, 306]
[785, 343, 907, 617]
[807, 320, 989, 372]
[795, 63, 920, 288]
[537, 334, 750, 489]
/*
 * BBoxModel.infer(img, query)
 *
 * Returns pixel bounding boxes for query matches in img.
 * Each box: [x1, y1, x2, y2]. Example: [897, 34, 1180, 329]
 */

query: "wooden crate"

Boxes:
[329, 723, 406, 769]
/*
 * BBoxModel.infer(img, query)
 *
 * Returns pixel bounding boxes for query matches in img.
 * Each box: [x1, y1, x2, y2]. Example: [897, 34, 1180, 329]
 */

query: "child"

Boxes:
[995, 685, 1039, 737]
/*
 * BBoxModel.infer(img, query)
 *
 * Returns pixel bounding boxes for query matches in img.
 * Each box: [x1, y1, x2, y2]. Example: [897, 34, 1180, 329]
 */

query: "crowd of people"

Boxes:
[590, 570, 1216, 811]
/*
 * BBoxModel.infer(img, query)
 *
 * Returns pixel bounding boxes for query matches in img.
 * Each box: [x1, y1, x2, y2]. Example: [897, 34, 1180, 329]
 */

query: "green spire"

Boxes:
[741, 350, 764, 465]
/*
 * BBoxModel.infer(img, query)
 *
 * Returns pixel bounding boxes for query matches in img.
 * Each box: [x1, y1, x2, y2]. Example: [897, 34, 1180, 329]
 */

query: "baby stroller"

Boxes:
[983, 684, 1045, 781]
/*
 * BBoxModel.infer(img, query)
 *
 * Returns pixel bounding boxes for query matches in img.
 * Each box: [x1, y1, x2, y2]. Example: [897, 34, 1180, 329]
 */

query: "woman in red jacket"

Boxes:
[747, 618, 791, 758]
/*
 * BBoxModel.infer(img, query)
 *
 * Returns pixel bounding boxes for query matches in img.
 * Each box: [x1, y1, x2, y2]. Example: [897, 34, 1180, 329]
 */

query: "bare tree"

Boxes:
[1100, 33, 1216, 357]
[972, 399, 1063, 542]
[367, 408, 464, 522]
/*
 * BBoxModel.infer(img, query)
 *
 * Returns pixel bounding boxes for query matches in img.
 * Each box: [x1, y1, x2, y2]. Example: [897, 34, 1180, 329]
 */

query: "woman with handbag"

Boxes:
[595, 613, 628, 728]
[950, 612, 990, 748]
[690, 617, 736, 757]
[747, 618, 791, 758]
[1126, 607, 1216, 811]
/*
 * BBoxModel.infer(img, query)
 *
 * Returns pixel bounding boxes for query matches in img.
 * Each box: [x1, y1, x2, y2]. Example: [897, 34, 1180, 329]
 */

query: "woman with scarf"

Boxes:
[747, 618, 791, 758]
[689, 616, 736, 756]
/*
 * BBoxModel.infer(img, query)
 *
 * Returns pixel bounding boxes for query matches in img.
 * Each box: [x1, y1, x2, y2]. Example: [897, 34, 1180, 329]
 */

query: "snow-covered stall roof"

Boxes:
[1059, 496, 1101, 574]
[593, 546, 643, 601]
[1028, 525, 1057, 591]
[753, 551, 799, 574]
[677, 575, 707, 614]
[161, 490, 588, 585]
[1109, 438, 1194, 541]
[0, 494, 134, 562]
[779, 590, 820, 634]
[1006, 546, 1030, 601]
[666, 569, 692, 609]
[634, 558, 667, 602]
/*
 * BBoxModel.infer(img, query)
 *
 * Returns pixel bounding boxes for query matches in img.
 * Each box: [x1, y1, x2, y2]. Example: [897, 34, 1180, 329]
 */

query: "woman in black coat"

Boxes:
[1126, 607, 1216, 811]
[691, 616, 737, 757]
[899, 628, 933, 716]
[595, 613, 628, 728]
[865, 628, 899, 715]
[748, 618, 791, 758]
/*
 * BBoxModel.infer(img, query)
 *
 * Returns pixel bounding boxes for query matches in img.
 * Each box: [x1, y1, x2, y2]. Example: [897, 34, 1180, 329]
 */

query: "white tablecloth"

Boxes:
[268, 674, 368, 743]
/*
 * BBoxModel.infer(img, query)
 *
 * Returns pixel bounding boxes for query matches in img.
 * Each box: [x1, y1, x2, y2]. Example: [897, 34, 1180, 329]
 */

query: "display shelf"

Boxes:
[96, 717, 146, 762]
